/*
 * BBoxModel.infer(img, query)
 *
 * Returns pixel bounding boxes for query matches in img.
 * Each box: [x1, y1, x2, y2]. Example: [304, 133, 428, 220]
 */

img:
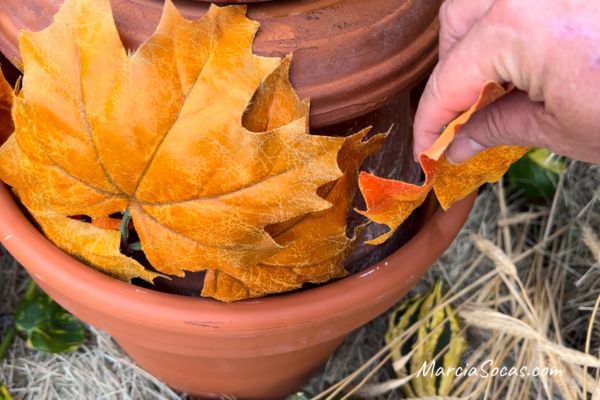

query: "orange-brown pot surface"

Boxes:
[0, 184, 475, 399]
[0, 0, 442, 127]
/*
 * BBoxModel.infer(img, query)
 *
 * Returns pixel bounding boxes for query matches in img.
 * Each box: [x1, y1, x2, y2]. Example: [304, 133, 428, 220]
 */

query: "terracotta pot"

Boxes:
[0, 0, 443, 289]
[0, 1, 458, 397]
[0, 0, 442, 128]
[0, 184, 475, 399]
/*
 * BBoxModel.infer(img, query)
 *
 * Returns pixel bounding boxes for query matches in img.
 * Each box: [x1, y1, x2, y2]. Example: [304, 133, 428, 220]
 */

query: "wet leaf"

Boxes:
[359, 82, 528, 244]
[0, 0, 378, 301]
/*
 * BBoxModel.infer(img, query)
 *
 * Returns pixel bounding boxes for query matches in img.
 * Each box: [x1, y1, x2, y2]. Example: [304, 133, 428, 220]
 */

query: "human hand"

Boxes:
[413, 0, 600, 164]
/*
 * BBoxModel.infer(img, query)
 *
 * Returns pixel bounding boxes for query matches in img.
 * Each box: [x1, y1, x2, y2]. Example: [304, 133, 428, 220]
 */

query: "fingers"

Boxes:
[413, 5, 514, 158]
[446, 91, 550, 163]
[438, 0, 496, 56]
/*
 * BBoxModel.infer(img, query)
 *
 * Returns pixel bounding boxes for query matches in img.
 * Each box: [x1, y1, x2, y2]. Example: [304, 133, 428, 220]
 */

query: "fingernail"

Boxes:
[446, 137, 486, 164]
[467, 137, 486, 152]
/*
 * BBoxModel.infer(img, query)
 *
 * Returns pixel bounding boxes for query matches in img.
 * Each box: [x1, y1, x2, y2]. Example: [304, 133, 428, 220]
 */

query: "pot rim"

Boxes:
[0, 0, 441, 127]
[0, 184, 474, 334]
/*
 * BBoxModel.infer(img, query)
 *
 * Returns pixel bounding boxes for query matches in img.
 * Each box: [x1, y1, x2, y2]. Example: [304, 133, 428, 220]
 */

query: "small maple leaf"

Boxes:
[200, 47, 386, 300]
[203, 128, 385, 301]
[358, 82, 528, 244]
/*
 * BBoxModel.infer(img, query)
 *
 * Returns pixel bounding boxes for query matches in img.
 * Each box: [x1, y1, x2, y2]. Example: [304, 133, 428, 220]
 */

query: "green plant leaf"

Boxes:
[507, 148, 565, 201]
[14, 282, 85, 353]
[0, 384, 12, 400]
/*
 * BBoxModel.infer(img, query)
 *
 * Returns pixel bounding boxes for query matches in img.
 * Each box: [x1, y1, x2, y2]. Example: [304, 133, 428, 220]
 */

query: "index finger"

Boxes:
[438, 0, 495, 56]
[413, 12, 508, 157]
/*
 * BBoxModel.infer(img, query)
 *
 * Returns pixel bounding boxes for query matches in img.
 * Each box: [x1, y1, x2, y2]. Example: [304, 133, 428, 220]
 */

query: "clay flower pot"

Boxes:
[0, 185, 475, 399]
[0, 0, 444, 286]
[0, 0, 468, 398]
[0, 0, 441, 127]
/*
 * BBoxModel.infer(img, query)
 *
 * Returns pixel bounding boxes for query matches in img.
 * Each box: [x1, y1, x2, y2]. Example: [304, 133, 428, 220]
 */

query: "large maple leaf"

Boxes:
[0, 0, 370, 300]
[358, 82, 528, 244]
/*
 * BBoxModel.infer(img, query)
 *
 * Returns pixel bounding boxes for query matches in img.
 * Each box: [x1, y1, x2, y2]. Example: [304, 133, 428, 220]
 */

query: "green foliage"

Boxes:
[507, 148, 565, 201]
[14, 281, 85, 354]
[0, 325, 15, 362]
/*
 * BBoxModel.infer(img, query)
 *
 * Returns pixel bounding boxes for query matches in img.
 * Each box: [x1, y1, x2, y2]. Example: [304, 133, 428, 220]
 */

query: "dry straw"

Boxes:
[309, 161, 600, 399]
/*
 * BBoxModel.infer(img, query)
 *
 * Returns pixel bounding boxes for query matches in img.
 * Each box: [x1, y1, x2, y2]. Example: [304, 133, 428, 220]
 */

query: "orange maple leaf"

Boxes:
[201, 48, 385, 300]
[0, 0, 528, 302]
[203, 128, 385, 301]
[0, 0, 372, 301]
[358, 82, 528, 244]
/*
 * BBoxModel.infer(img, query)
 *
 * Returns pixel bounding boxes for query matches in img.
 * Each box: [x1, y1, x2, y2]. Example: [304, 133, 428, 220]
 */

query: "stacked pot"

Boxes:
[0, 1, 478, 399]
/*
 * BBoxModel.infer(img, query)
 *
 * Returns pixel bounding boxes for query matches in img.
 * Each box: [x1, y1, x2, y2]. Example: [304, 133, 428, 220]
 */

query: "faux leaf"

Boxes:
[359, 82, 528, 244]
[0, 0, 362, 301]
[15, 282, 86, 354]
[203, 128, 384, 301]
[201, 53, 384, 301]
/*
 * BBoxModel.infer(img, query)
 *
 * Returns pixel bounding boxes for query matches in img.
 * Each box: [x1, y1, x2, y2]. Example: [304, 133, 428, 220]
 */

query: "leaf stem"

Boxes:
[119, 210, 131, 241]
[24, 279, 37, 299]
[0, 325, 16, 362]
[0, 280, 37, 362]
[119, 210, 132, 253]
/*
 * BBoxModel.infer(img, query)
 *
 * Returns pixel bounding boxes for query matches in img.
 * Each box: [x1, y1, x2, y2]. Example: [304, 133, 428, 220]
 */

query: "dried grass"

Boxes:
[0, 254, 183, 399]
[308, 161, 600, 399]
[1, 162, 599, 399]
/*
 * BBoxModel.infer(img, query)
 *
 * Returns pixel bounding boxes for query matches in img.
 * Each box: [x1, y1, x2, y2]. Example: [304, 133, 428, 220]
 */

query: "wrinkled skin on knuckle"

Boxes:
[481, 103, 510, 146]
[426, 70, 445, 109]
[438, 0, 460, 54]
[520, 101, 559, 150]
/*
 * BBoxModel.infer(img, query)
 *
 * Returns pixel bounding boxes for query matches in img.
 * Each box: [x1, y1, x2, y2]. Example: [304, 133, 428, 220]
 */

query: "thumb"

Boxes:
[446, 91, 549, 164]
